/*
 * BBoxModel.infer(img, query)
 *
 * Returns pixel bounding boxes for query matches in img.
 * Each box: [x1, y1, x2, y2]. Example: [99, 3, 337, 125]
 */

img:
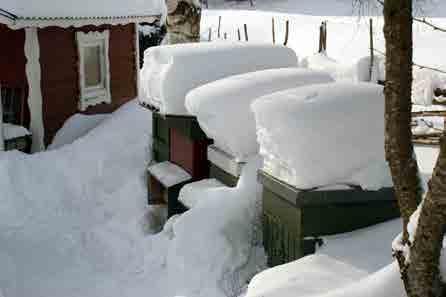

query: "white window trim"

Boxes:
[76, 30, 111, 111]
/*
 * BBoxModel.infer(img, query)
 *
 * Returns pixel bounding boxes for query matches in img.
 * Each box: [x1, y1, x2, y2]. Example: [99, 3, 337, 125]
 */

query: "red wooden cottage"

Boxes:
[0, 0, 163, 151]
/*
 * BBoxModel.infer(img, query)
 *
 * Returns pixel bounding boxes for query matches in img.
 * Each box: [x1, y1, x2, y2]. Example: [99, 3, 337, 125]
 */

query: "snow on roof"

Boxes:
[1, 0, 165, 28]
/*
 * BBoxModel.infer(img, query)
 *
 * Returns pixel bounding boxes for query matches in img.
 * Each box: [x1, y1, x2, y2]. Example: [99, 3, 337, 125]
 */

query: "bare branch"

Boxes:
[413, 17, 446, 33]
[373, 49, 446, 75]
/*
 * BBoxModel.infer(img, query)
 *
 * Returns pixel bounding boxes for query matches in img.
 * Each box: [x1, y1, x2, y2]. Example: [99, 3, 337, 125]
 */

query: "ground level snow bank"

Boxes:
[0, 101, 155, 297]
[164, 156, 266, 297]
[252, 82, 392, 190]
[186, 68, 333, 161]
[140, 42, 298, 115]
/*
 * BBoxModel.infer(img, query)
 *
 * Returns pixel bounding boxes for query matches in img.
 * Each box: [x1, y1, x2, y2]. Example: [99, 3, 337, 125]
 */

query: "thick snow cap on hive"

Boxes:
[251, 82, 393, 190]
[186, 68, 333, 161]
[140, 42, 298, 115]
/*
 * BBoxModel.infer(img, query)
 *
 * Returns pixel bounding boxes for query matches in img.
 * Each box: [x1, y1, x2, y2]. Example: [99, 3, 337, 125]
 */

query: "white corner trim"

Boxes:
[76, 30, 111, 111]
[24, 27, 45, 152]
[134, 22, 141, 99]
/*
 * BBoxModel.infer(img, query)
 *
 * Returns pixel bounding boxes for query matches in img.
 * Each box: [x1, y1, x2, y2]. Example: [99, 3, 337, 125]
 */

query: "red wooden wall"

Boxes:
[39, 23, 138, 145]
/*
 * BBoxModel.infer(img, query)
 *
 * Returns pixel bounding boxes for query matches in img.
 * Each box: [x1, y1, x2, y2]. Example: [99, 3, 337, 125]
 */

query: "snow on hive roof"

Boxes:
[1, 0, 164, 28]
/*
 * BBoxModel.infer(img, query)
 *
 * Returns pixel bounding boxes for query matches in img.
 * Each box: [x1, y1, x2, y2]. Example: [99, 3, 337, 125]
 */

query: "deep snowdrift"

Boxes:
[252, 82, 393, 190]
[0, 101, 155, 297]
[186, 68, 333, 161]
[140, 42, 298, 115]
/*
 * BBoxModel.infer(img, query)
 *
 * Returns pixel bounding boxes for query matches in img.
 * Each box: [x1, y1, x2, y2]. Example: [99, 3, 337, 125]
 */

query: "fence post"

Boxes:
[283, 20, 289, 46]
[218, 16, 221, 38]
[369, 18, 375, 81]
[272, 17, 276, 44]
[244, 24, 249, 41]
[237, 28, 241, 41]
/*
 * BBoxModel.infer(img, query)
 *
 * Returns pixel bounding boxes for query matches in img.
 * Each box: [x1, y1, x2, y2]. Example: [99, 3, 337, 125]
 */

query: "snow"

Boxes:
[164, 156, 266, 297]
[2, 123, 30, 140]
[0, 100, 156, 297]
[207, 144, 246, 177]
[186, 68, 333, 160]
[178, 178, 226, 209]
[140, 42, 298, 115]
[201, 2, 446, 103]
[356, 55, 385, 83]
[48, 113, 108, 150]
[246, 255, 368, 297]
[148, 161, 192, 187]
[2, 0, 165, 18]
[412, 116, 444, 135]
[252, 82, 393, 190]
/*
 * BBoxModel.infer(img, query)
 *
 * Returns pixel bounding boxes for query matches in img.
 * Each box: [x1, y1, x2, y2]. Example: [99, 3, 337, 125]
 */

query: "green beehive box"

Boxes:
[152, 112, 170, 162]
[209, 164, 239, 187]
[259, 170, 400, 267]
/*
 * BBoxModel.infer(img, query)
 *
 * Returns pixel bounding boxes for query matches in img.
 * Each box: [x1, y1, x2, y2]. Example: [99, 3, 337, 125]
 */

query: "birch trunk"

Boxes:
[163, 0, 201, 44]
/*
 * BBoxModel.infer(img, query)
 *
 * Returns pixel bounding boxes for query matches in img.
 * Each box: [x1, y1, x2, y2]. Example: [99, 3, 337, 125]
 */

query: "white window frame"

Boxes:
[76, 30, 111, 111]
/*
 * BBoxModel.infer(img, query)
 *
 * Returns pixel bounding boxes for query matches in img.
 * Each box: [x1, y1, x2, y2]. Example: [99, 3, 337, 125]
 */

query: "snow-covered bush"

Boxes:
[186, 68, 333, 161]
[251, 82, 393, 190]
[140, 42, 298, 115]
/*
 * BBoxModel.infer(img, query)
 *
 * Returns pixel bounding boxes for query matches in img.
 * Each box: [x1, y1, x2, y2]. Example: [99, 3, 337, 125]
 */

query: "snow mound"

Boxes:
[412, 68, 446, 106]
[166, 156, 266, 297]
[245, 254, 368, 297]
[48, 113, 109, 150]
[186, 68, 333, 161]
[178, 178, 226, 209]
[140, 42, 298, 115]
[0, 100, 156, 297]
[251, 82, 393, 190]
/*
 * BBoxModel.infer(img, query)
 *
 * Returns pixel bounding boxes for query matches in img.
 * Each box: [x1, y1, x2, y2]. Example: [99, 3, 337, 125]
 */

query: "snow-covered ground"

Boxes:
[201, 0, 446, 105]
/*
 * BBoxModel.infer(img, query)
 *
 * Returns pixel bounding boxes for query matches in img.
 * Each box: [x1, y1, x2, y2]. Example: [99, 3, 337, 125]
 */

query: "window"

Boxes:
[76, 30, 111, 111]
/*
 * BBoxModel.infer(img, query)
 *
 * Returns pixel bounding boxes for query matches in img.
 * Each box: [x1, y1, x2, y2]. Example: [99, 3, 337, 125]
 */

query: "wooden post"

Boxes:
[283, 20, 289, 46]
[323, 21, 327, 52]
[237, 28, 241, 41]
[218, 16, 221, 38]
[272, 17, 276, 44]
[319, 21, 327, 53]
[244, 24, 249, 41]
[208, 28, 212, 41]
[369, 18, 375, 81]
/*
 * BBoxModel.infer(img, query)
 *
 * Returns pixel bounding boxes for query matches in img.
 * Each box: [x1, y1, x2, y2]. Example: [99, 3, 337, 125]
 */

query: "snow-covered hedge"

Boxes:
[251, 82, 393, 190]
[186, 68, 333, 161]
[140, 42, 298, 115]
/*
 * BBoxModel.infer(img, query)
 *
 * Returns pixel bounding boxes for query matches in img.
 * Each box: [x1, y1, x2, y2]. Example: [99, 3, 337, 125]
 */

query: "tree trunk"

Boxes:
[163, 0, 201, 44]
[384, 0, 446, 296]
[383, 0, 421, 242]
